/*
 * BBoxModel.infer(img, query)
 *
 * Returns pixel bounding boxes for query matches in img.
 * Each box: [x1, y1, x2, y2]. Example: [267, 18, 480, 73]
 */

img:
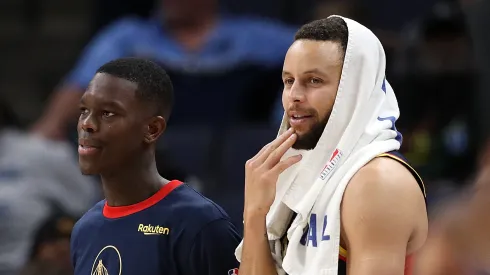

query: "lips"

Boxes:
[288, 109, 313, 119]
[78, 139, 101, 148]
[287, 109, 314, 128]
[78, 139, 102, 156]
[289, 115, 313, 127]
[291, 114, 312, 119]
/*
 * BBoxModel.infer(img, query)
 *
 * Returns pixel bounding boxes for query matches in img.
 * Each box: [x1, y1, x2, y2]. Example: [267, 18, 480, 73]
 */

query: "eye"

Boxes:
[284, 78, 294, 85]
[80, 107, 88, 115]
[102, 111, 115, 118]
[309, 78, 323, 85]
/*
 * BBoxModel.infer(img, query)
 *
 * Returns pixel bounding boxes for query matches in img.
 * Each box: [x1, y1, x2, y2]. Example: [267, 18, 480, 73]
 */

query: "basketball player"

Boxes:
[70, 58, 241, 275]
[238, 17, 428, 275]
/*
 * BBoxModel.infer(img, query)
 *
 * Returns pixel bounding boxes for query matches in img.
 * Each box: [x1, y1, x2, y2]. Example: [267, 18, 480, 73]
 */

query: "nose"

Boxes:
[78, 112, 98, 133]
[287, 82, 306, 103]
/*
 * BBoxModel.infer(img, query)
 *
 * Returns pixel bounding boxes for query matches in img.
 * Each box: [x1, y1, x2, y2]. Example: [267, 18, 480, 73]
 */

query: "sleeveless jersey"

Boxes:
[281, 151, 425, 275]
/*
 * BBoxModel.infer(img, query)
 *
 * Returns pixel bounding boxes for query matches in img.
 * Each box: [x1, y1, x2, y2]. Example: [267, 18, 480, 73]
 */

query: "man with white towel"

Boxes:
[235, 16, 428, 275]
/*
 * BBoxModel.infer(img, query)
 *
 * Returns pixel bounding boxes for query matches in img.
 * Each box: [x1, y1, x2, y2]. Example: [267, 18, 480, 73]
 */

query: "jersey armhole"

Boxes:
[378, 153, 426, 198]
[339, 152, 424, 263]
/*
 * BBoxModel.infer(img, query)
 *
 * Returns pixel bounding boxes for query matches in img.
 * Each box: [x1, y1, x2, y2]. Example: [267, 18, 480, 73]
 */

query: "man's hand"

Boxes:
[244, 128, 302, 219]
[240, 128, 301, 275]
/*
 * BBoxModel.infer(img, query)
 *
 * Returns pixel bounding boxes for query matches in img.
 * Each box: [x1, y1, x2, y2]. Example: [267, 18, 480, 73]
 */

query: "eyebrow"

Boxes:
[282, 68, 326, 77]
[304, 69, 325, 75]
[101, 101, 125, 110]
[80, 97, 125, 111]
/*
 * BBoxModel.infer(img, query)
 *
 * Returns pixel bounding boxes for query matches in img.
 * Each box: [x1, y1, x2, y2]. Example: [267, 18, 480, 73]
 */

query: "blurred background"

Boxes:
[0, 0, 489, 274]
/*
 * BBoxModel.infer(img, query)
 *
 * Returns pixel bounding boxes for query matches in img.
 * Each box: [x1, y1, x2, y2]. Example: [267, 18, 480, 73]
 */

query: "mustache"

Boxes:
[286, 107, 318, 116]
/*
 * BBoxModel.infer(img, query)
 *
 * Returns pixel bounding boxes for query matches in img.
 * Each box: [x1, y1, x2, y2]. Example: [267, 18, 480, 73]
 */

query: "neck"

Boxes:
[101, 151, 168, 207]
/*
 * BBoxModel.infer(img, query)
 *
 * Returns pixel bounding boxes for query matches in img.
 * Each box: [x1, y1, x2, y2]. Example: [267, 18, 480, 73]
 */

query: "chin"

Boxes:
[293, 127, 310, 137]
[286, 122, 306, 137]
[292, 140, 315, 150]
[79, 167, 98, 176]
[78, 161, 100, 175]
[292, 131, 322, 150]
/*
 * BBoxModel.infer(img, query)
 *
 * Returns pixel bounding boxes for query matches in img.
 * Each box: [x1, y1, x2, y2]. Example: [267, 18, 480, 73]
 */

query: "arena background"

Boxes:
[0, 0, 489, 274]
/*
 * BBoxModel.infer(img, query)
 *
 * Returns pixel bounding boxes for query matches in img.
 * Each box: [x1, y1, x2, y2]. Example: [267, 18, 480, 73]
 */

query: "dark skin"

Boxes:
[78, 73, 168, 206]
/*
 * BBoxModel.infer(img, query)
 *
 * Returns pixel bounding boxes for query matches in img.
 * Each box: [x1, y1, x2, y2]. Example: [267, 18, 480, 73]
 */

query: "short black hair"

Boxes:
[96, 57, 174, 120]
[295, 17, 349, 60]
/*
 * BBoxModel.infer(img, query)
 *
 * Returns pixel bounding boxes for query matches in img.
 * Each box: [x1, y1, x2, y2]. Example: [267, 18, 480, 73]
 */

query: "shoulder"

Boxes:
[341, 157, 427, 243]
[345, 156, 424, 204]
[165, 185, 240, 252]
[72, 201, 105, 241]
[166, 184, 232, 229]
[70, 201, 104, 263]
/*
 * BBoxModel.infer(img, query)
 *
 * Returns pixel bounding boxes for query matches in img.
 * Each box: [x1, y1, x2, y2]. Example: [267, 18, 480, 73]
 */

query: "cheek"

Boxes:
[281, 90, 288, 110]
[102, 123, 142, 148]
[309, 87, 337, 118]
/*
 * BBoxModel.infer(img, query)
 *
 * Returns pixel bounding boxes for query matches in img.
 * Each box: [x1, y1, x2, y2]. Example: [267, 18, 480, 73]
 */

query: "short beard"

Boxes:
[290, 112, 330, 150]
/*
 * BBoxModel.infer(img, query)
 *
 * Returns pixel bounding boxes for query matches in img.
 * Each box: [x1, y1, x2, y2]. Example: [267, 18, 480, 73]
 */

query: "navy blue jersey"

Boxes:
[70, 180, 241, 275]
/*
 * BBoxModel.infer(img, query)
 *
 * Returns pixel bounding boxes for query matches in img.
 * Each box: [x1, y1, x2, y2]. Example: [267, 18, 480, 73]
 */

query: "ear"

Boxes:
[144, 116, 166, 144]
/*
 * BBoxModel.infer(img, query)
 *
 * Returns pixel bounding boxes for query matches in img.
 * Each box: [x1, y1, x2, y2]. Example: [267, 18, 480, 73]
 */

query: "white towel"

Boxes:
[235, 16, 402, 275]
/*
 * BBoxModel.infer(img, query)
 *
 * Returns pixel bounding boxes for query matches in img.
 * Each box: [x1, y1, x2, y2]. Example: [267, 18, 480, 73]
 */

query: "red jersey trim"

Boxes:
[339, 254, 347, 262]
[103, 180, 183, 219]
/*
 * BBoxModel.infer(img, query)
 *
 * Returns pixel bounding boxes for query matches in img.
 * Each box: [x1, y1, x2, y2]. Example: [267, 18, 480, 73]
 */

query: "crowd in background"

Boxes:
[0, 0, 489, 274]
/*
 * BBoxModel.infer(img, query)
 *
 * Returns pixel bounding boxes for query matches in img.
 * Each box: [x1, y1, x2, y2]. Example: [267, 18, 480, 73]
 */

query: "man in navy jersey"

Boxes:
[70, 57, 241, 275]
